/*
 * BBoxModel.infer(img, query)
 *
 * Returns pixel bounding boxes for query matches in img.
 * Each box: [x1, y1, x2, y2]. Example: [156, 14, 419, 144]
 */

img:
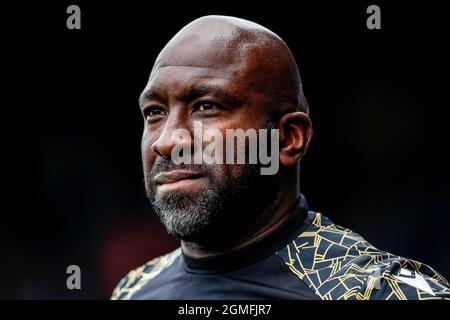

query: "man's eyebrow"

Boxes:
[180, 86, 242, 106]
[139, 90, 164, 107]
[139, 86, 243, 107]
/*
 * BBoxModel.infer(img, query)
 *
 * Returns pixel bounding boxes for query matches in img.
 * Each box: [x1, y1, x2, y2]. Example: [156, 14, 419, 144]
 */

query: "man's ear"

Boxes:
[278, 112, 313, 167]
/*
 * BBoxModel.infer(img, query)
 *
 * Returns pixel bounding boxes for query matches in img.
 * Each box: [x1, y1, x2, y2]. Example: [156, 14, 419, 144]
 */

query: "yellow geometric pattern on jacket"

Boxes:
[111, 248, 181, 300]
[276, 212, 450, 300]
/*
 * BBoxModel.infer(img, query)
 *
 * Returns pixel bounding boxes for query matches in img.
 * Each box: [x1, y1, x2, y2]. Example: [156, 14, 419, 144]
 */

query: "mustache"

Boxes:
[149, 159, 213, 179]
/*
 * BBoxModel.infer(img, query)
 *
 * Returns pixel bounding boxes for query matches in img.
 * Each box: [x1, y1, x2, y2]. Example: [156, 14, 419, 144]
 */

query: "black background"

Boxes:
[2, 1, 443, 299]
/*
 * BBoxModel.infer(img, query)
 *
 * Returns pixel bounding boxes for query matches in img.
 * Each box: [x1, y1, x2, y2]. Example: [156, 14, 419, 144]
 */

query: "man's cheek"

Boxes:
[141, 138, 156, 175]
[141, 131, 157, 156]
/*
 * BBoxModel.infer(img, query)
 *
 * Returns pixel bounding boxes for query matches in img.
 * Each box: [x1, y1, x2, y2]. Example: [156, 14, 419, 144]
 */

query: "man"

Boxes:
[111, 15, 449, 300]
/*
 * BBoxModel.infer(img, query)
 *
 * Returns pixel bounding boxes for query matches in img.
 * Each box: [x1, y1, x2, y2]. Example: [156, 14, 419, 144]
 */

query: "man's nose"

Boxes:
[151, 112, 192, 159]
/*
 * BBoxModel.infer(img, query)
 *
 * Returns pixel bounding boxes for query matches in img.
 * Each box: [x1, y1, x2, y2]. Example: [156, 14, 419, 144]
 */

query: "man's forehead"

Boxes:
[152, 35, 245, 73]
[140, 65, 245, 105]
[149, 63, 237, 82]
[146, 64, 238, 92]
[146, 39, 261, 99]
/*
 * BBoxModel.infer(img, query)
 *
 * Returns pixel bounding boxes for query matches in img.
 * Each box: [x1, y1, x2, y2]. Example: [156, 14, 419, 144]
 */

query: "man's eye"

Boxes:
[143, 107, 165, 120]
[196, 102, 218, 111]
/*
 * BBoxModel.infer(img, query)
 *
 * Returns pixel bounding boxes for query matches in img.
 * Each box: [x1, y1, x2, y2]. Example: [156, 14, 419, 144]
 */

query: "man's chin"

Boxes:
[150, 192, 222, 241]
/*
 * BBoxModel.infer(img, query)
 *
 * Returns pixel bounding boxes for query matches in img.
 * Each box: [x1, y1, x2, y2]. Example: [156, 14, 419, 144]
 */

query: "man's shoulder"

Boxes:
[277, 211, 450, 300]
[111, 247, 182, 300]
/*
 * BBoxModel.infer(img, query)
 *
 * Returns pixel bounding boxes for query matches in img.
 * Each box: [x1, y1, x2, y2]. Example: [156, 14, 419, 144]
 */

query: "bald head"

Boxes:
[148, 15, 308, 117]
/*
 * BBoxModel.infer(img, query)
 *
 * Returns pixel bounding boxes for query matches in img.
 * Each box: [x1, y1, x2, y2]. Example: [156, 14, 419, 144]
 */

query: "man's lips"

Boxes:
[153, 170, 206, 192]
[154, 170, 204, 185]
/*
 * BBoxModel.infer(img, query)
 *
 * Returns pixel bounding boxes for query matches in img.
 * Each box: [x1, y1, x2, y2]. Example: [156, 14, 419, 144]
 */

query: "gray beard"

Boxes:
[145, 164, 279, 244]
[150, 181, 221, 241]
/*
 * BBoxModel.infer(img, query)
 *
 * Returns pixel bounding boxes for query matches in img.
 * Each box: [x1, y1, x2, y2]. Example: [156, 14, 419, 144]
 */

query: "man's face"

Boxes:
[140, 42, 280, 243]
